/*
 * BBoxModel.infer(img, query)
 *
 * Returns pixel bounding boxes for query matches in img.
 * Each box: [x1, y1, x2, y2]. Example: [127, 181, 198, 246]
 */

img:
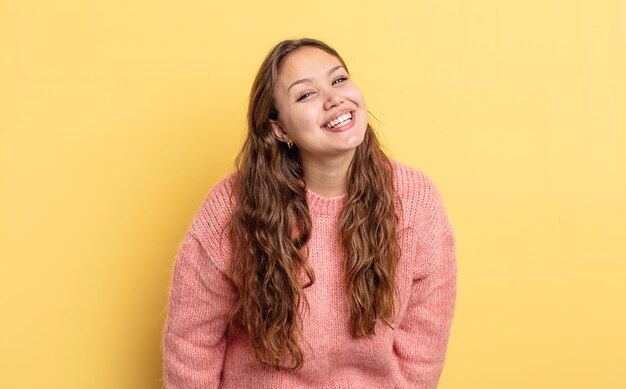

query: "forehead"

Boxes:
[277, 47, 343, 85]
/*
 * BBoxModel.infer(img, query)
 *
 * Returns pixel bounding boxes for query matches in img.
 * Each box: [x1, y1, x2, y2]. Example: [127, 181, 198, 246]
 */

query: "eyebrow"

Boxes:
[287, 65, 346, 93]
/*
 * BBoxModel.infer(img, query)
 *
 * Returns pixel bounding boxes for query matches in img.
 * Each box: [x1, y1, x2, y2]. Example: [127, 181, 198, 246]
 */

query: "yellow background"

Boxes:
[1, 0, 625, 388]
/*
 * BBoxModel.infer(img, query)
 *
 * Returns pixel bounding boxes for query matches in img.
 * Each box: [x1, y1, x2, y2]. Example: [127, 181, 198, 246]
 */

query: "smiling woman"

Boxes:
[269, 46, 368, 173]
[162, 38, 457, 388]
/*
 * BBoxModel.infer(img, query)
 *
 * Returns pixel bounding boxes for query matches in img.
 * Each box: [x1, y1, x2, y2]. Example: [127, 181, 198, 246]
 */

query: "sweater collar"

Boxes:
[305, 188, 347, 216]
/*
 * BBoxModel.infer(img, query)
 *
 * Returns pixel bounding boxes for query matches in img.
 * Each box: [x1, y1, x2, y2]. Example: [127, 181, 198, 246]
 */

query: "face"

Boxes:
[270, 46, 368, 162]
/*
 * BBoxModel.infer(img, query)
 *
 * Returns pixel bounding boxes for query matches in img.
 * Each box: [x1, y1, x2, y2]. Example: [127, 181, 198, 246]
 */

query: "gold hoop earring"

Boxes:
[287, 141, 294, 149]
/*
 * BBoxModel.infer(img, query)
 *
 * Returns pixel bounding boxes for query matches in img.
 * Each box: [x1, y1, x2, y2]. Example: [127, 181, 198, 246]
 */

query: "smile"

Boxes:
[323, 111, 354, 130]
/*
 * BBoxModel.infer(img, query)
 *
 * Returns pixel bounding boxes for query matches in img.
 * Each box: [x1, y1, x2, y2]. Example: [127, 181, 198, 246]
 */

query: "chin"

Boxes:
[345, 132, 366, 149]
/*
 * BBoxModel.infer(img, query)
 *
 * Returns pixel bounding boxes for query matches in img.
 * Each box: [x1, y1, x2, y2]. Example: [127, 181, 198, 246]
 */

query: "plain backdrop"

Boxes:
[1, 0, 625, 388]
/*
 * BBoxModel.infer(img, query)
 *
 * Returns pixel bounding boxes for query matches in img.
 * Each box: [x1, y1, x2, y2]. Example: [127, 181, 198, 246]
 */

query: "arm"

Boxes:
[394, 177, 457, 388]
[162, 233, 235, 388]
[394, 228, 456, 388]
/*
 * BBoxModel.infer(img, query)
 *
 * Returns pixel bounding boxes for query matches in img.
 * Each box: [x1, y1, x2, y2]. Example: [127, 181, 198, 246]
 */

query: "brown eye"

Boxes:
[297, 91, 315, 102]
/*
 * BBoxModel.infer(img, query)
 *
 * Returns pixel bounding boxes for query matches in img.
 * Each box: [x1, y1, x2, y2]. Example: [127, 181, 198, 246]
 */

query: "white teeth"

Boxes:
[325, 112, 353, 129]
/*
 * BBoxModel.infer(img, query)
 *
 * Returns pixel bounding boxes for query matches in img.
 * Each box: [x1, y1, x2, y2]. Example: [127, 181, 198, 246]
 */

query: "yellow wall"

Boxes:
[1, 1, 624, 387]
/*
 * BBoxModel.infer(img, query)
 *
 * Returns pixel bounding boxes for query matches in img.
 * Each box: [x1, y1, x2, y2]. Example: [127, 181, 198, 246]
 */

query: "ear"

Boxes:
[270, 119, 290, 143]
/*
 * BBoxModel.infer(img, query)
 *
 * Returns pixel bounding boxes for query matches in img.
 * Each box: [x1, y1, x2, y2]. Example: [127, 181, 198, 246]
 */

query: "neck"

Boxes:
[300, 151, 355, 197]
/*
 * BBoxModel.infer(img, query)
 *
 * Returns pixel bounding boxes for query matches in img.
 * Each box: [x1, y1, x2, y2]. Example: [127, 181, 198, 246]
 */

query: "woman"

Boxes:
[162, 38, 456, 388]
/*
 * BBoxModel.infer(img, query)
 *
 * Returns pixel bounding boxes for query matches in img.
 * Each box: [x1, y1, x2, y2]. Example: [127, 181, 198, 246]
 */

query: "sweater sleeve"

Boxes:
[393, 179, 457, 389]
[162, 233, 235, 388]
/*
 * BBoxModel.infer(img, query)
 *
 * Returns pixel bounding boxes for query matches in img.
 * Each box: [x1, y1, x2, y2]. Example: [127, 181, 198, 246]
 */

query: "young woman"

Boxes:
[162, 38, 457, 388]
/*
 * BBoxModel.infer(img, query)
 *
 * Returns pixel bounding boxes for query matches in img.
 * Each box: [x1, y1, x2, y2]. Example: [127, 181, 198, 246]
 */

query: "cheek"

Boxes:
[346, 86, 366, 109]
[298, 106, 320, 127]
[284, 107, 319, 136]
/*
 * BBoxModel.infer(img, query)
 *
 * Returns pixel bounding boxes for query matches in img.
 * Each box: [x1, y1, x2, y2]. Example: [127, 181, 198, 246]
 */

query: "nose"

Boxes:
[323, 90, 343, 110]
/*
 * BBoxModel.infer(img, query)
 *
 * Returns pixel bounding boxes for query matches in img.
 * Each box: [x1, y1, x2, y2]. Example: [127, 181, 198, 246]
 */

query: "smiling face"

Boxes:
[270, 46, 368, 163]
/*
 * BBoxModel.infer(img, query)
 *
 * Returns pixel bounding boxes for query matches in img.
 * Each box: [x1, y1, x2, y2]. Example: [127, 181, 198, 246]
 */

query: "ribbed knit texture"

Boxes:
[162, 161, 456, 389]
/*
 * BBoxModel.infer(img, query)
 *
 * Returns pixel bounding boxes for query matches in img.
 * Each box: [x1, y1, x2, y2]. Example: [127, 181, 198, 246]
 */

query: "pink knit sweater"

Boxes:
[162, 161, 456, 388]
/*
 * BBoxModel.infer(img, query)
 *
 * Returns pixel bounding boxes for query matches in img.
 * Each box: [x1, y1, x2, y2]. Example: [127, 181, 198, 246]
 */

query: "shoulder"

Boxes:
[390, 160, 454, 276]
[390, 160, 437, 202]
[390, 160, 449, 229]
[187, 172, 237, 274]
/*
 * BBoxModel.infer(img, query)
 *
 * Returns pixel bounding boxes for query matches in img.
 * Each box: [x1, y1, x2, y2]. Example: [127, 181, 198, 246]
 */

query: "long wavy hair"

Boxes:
[229, 38, 399, 370]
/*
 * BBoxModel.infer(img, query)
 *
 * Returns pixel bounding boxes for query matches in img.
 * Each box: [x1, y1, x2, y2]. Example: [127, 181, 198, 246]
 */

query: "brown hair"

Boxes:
[229, 38, 399, 370]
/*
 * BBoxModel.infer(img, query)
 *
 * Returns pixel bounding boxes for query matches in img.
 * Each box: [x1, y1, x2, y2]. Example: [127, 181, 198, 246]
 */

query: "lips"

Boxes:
[323, 111, 356, 132]
[322, 109, 355, 129]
